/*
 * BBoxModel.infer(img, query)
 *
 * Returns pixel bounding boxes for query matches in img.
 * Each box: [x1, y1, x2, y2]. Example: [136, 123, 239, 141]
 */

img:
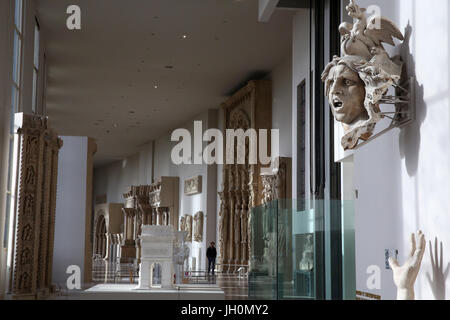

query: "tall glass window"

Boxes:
[32, 19, 40, 113]
[4, 0, 24, 255]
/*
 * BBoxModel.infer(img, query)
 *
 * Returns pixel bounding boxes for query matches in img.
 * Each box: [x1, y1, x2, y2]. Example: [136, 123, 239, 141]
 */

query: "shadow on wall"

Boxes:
[426, 237, 450, 300]
[398, 22, 426, 178]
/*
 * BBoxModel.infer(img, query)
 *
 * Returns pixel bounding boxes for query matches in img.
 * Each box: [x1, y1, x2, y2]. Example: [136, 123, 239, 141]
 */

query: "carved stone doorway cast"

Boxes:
[218, 80, 272, 273]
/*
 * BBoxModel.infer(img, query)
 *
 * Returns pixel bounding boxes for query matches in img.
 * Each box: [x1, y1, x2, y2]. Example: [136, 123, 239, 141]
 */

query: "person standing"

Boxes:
[206, 242, 217, 275]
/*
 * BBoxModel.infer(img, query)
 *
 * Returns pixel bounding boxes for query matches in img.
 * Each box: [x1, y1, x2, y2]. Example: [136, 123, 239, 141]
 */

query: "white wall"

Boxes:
[347, 0, 450, 300]
[269, 56, 293, 158]
[53, 136, 88, 285]
[94, 142, 153, 204]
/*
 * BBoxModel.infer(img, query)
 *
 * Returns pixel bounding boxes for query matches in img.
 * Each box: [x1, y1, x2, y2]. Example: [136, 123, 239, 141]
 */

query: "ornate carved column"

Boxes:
[10, 114, 62, 299]
[218, 191, 228, 270]
[218, 80, 272, 271]
[120, 207, 136, 263]
[156, 207, 164, 225]
[240, 190, 249, 265]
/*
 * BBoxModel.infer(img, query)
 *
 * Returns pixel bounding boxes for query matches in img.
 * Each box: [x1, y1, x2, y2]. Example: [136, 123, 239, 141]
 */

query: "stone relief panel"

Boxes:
[184, 176, 202, 195]
[193, 211, 204, 242]
[185, 215, 193, 242]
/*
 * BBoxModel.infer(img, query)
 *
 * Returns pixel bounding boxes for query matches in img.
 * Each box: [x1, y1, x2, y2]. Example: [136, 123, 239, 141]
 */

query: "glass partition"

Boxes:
[248, 199, 355, 300]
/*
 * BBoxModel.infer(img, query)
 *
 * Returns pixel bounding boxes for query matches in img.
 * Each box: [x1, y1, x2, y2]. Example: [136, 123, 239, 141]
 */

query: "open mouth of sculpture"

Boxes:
[333, 99, 343, 111]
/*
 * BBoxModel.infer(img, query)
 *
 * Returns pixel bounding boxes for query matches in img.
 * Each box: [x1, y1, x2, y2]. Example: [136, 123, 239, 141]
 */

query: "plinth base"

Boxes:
[81, 284, 225, 300]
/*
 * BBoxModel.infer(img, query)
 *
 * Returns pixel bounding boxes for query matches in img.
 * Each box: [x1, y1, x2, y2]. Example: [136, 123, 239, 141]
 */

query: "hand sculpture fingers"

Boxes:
[412, 231, 426, 269]
[389, 256, 399, 271]
[409, 233, 416, 258]
[439, 240, 443, 271]
[419, 231, 426, 258]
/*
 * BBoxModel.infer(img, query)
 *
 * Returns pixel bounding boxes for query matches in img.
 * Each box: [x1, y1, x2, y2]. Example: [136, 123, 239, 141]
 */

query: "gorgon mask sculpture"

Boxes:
[322, 0, 404, 150]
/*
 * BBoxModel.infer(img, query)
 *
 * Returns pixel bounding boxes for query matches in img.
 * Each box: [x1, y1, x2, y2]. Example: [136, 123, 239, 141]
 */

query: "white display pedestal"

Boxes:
[134, 225, 176, 290]
[82, 284, 225, 300]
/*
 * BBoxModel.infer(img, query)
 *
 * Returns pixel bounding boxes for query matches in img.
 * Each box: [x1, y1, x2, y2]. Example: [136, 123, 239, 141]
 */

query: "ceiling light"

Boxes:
[182, 34, 188, 39]
[154, 85, 158, 89]
[113, 123, 118, 128]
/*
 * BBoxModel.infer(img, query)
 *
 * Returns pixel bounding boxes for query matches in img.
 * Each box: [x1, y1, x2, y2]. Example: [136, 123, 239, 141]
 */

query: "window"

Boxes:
[32, 19, 40, 113]
[3, 0, 24, 252]
[41, 53, 48, 115]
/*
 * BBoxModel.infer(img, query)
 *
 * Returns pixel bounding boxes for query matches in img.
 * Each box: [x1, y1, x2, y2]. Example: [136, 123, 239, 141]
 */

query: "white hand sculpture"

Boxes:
[389, 231, 426, 300]
[426, 237, 450, 300]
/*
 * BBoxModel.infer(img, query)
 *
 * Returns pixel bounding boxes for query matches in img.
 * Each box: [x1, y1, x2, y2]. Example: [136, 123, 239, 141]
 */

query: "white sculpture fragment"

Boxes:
[193, 211, 204, 242]
[299, 234, 314, 271]
[322, 0, 406, 150]
[135, 225, 176, 290]
[388, 231, 426, 300]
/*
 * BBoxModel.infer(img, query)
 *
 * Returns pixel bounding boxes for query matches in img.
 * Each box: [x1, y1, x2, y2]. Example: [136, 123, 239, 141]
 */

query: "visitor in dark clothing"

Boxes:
[206, 242, 217, 275]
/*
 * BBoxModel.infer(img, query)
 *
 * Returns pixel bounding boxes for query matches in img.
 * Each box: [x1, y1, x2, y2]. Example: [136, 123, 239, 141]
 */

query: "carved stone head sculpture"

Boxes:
[322, 0, 405, 150]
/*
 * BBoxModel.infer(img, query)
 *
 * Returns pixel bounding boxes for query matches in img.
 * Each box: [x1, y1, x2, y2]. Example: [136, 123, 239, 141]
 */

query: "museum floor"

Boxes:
[215, 274, 248, 300]
[49, 263, 249, 300]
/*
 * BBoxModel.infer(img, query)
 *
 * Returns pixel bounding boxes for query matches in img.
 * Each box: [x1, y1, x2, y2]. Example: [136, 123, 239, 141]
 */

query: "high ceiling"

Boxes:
[36, 0, 294, 166]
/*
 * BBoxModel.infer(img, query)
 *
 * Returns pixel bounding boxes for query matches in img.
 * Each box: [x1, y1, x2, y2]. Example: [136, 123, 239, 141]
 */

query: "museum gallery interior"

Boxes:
[0, 0, 449, 301]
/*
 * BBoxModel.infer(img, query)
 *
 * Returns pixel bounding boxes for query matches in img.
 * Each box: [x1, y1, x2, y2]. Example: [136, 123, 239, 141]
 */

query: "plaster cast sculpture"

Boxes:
[135, 225, 176, 289]
[148, 177, 180, 228]
[184, 176, 202, 195]
[218, 80, 272, 273]
[218, 192, 228, 261]
[93, 203, 124, 262]
[185, 215, 193, 242]
[322, 0, 406, 150]
[193, 211, 204, 242]
[389, 231, 426, 300]
[254, 158, 292, 275]
[180, 216, 186, 233]
[173, 230, 189, 284]
[299, 234, 314, 271]
[10, 113, 63, 299]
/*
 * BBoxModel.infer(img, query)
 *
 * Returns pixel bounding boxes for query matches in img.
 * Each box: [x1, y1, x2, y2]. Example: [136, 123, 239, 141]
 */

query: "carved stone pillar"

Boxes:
[240, 190, 249, 265]
[10, 114, 62, 299]
[234, 192, 242, 271]
[218, 80, 272, 271]
[218, 191, 229, 270]
[227, 190, 235, 273]
[151, 208, 157, 226]
[120, 208, 136, 263]
[156, 208, 164, 225]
